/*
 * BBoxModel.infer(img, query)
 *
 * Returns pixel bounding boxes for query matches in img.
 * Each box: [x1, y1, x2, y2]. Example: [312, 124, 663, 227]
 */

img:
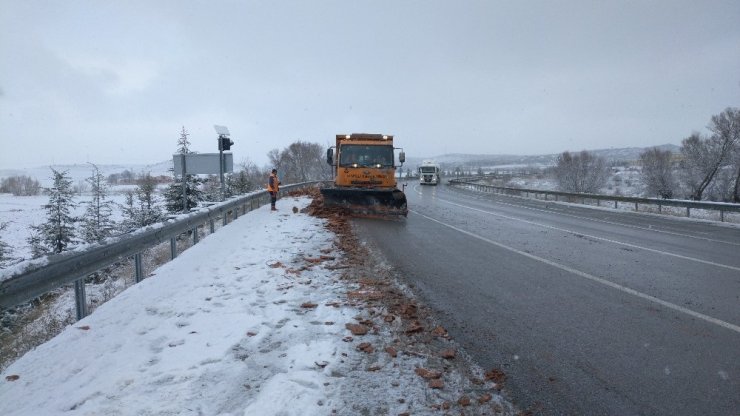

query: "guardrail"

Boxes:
[0, 182, 322, 319]
[448, 177, 740, 222]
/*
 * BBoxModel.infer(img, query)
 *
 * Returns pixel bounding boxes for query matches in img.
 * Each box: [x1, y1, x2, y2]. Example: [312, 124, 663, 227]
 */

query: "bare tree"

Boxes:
[679, 108, 739, 201]
[680, 133, 712, 200]
[639, 147, 676, 198]
[119, 170, 135, 185]
[268, 141, 331, 183]
[708, 108, 740, 202]
[553, 150, 609, 193]
[0, 175, 41, 196]
[267, 148, 282, 172]
[732, 140, 740, 202]
[229, 158, 266, 194]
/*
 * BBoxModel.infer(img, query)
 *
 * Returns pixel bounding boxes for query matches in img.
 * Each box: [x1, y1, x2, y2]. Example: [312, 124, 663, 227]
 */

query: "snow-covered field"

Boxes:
[0, 193, 130, 262]
[0, 197, 513, 415]
[0, 162, 172, 263]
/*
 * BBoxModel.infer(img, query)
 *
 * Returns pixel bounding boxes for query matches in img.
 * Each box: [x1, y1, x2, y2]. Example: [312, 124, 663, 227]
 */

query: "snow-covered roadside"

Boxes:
[0, 196, 514, 415]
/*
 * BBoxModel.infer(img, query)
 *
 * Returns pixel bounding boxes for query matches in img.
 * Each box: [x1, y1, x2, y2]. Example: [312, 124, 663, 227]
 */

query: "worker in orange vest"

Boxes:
[267, 169, 281, 211]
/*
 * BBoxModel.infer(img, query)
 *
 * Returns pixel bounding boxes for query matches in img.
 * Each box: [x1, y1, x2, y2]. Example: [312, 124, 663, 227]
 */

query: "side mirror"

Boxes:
[399, 151, 405, 164]
[326, 148, 334, 165]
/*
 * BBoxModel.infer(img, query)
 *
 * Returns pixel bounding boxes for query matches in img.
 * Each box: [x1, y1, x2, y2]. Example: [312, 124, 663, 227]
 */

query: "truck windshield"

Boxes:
[339, 145, 394, 168]
[420, 167, 437, 173]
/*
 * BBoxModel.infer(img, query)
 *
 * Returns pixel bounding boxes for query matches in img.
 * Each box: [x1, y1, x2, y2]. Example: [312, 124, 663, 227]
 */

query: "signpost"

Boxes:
[171, 125, 235, 212]
[173, 153, 233, 175]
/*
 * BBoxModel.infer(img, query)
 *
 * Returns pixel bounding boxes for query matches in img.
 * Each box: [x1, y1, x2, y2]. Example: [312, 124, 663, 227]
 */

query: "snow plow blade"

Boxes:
[320, 187, 408, 217]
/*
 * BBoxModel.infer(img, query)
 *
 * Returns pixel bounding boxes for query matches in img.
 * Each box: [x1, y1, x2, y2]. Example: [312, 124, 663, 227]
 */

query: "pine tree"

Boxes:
[201, 175, 222, 202]
[0, 222, 12, 266]
[164, 174, 204, 213]
[177, 126, 191, 154]
[27, 225, 46, 258]
[120, 191, 138, 231]
[29, 169, 77, 254]
[136, 173, 165, 226]
[120, 173, 165, 230]
[165, 126, 204, 213]
[80, 164, 116, 243]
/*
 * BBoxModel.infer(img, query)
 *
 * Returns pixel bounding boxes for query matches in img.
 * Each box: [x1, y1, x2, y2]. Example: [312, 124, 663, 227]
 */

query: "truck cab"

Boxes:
[322, 133, 408, 216]
[418, 161, 441, 185]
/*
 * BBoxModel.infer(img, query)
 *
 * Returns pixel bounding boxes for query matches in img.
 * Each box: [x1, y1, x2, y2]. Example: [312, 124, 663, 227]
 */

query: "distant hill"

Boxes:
[589, 144, 680, 162]
[0, 161, 173, 187]
[406, 144, 681, 169]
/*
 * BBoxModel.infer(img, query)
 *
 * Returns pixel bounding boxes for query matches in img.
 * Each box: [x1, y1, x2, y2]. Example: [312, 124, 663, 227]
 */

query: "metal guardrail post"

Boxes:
[222, 212, 228, 226]
[134, 253, 143, 283]
[720, 210, 724, 222]
[209, 219, 215, 234]
[686, 207, 690, 218]
[193, 227, 199, 244]
[74, 279, 87, 320]
[170, 238, 177, 260]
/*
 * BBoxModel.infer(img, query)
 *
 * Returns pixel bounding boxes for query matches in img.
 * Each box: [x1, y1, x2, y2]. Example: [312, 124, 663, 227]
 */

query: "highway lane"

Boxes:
[352, 182, 740, 415]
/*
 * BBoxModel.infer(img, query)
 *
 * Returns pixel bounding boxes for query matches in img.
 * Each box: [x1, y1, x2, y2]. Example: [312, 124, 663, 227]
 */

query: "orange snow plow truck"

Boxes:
[321, 133, 408, 217]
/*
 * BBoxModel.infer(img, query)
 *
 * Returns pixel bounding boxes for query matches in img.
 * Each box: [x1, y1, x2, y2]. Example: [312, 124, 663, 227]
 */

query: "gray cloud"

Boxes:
[1, 0, 738, 169]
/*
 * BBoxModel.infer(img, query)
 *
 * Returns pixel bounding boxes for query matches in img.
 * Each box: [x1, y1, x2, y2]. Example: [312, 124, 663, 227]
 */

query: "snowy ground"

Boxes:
[0, 197, 513, 415]
[0, 162, 170, 263]
[0, 191, 134, 263]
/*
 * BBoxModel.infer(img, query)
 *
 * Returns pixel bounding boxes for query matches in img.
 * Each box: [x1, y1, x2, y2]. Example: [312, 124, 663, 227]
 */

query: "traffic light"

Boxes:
[219, 136, 234, 151]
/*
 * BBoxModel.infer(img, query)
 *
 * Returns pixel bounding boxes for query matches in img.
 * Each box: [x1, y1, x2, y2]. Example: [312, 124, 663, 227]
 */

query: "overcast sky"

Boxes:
[1, 0, 738, 169]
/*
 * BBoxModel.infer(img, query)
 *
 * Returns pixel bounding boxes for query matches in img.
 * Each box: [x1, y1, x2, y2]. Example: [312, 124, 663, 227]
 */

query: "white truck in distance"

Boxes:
[418, 161, 441, 185]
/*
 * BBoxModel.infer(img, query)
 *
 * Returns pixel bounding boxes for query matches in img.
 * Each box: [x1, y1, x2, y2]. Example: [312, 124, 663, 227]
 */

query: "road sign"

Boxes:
[173, 153, 233, 176]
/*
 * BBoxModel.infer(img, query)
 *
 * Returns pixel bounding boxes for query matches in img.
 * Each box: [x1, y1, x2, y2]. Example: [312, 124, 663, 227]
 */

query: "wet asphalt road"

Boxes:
[352, 182, 740, 416]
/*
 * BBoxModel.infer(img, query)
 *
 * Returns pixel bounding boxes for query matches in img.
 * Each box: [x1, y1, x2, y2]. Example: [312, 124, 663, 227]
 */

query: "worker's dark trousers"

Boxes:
[270, 192, 277, 208]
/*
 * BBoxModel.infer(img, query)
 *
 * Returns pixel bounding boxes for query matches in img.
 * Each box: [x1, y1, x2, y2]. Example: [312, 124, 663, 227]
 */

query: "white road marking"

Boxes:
[410, 209, 740, 335]
[431, 197, 740, 273]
